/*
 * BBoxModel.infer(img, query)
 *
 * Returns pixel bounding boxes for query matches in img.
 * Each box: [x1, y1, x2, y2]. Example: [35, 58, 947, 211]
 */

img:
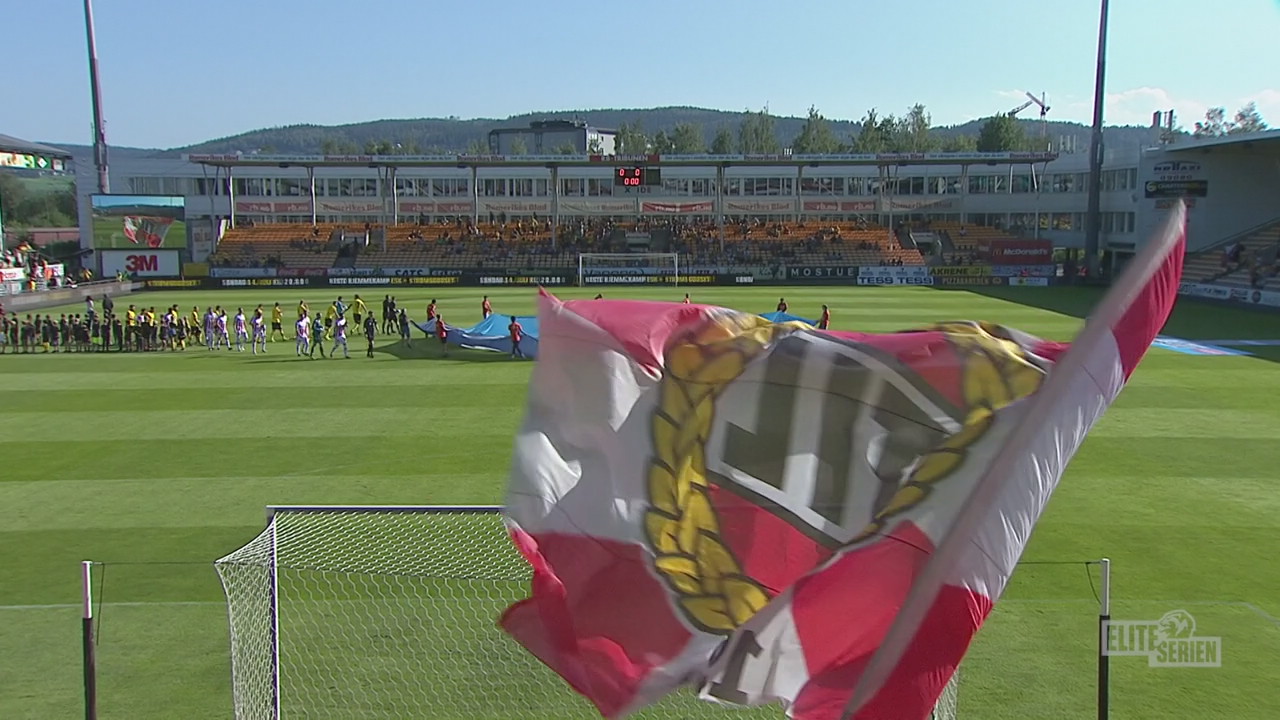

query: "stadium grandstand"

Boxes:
[76, 129, 1280, 302]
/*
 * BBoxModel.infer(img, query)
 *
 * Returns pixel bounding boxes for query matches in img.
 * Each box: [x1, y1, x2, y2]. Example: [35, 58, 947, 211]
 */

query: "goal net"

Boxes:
[577, 252, 680, 287]
[215, 506, 960, 720]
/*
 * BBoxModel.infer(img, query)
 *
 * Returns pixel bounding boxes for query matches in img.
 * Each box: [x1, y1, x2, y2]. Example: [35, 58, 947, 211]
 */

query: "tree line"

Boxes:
[314, 104, 1098, 158]
[1192, 102, 1268, 139]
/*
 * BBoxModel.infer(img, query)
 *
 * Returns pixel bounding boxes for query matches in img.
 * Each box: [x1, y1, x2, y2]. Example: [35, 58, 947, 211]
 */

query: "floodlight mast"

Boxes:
[83, 0, 110, 193]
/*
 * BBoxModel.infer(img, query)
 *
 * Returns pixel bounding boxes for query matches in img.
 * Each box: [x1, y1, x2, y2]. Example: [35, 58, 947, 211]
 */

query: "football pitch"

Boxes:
[1, 285, 1278, 719]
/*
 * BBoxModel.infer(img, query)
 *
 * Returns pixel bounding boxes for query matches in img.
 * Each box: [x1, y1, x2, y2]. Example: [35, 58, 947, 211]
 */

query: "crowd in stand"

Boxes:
[1221, 239, 1280, 288]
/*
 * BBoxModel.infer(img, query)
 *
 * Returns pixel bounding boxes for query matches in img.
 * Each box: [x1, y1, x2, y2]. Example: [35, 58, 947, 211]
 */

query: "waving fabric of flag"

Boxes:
[500, 203, 1186, 720]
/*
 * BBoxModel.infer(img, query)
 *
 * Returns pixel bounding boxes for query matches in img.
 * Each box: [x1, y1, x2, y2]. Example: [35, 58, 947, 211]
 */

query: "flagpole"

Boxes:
[838, 202, 1185, 719]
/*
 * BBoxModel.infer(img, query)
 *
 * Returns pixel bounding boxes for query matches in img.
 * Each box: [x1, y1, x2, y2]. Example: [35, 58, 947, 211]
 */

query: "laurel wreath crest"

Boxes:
[645, 315, 1046, 634]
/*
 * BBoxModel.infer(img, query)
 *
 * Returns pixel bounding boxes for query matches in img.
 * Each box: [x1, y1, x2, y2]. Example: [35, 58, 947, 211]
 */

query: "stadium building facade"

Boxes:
[76, 130, 1280, 264]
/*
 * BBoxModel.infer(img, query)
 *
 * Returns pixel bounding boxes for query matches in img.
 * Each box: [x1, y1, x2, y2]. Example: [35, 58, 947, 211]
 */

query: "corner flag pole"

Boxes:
[1098, 557, 1112, 720]
[81, 561, 98, 720]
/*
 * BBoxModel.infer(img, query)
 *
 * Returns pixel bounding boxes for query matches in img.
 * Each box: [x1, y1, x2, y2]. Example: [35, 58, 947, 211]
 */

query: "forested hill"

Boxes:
[51, 105, 1170, 160]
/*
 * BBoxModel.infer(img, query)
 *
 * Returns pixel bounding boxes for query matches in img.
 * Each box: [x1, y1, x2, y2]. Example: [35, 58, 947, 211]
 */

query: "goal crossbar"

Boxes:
[577, 252, 680, 287]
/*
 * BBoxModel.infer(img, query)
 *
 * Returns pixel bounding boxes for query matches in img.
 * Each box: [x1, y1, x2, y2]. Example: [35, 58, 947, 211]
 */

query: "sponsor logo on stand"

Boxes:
[1177, 282, 1231, 301]
[931, 266, 992, 277]
[934, 276, 1007, 286]
[856, 276, 936, 286]
[220, 278, 311, 287]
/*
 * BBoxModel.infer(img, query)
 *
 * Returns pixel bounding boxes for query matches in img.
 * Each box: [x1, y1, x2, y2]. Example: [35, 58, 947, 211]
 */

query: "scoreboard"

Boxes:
[613, 166, 662, 187]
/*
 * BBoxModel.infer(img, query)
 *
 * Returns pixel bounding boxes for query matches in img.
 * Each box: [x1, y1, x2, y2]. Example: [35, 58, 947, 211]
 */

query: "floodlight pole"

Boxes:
[81, 561, 98, 720]
[1083, 0, 1110, 280]
[83, 0, 110, 194]
[1098, 557, 1111, 720]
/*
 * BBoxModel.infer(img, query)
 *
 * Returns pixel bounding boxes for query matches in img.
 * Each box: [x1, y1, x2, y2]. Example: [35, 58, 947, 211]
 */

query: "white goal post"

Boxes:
[577, 252, 680, 287]
[214, 505, 961, 720]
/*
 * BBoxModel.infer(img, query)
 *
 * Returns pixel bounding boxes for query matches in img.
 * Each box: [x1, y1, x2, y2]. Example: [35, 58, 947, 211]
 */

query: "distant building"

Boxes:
[488, 120, 617, 156]
[0, 133, 73, 175]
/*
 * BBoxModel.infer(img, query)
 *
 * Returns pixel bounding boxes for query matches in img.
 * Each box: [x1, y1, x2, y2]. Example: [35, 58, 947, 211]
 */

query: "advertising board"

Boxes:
[988, 241, 1052, 264]
[99, 249, 182, 278]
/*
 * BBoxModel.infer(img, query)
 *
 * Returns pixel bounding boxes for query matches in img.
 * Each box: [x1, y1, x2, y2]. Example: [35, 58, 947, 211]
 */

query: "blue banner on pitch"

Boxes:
[1152, 336, 1251, 356]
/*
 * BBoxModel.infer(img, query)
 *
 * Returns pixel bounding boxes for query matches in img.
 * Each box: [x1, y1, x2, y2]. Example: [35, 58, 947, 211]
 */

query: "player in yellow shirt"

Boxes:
[189, 306, 202, 346]
[125, 305, 138, 352]
[324, 302, 338, 340]
[349, 294, 369, 330]
[270, 302, 286, 342]
[297, 299, 308, 321]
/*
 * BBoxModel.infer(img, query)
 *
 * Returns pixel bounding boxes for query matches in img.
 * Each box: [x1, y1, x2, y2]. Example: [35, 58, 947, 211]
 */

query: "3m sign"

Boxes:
[99, 249, 182, 278]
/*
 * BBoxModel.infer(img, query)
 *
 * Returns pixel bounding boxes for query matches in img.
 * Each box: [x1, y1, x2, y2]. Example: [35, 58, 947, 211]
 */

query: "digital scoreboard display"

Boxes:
[614, 166, 662, 187]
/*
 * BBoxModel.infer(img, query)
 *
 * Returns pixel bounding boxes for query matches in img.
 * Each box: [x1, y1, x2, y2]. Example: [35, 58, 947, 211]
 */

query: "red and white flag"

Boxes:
[501, 204, 1186, 719]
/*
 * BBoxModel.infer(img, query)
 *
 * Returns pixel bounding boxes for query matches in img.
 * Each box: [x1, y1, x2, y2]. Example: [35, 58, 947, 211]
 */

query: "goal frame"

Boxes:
[258, 504, 497, 720]
[213, 504, 1003, 720]
[577, 252, 680, 287]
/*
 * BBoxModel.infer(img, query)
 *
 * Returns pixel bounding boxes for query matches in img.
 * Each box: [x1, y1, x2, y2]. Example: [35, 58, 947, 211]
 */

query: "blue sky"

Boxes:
[2, 0, 1277, 149]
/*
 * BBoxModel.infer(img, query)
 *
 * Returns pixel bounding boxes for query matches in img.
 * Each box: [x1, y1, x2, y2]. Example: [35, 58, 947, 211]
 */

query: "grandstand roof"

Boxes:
[1164, 129, 1280, 156]
[0, 133, 73, 158]
[184, 151, 1059, 169]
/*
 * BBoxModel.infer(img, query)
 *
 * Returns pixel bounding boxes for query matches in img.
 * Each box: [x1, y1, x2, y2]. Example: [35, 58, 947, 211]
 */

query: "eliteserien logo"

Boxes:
[1103, 610, 1221, 668]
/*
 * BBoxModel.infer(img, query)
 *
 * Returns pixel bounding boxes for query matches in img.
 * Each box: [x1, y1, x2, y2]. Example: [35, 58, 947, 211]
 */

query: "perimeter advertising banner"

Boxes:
[988, 240, 1052, 264]
[99, 249, 182, 278]
[91, 195, 187, 249]
[930, 266, 992, 277]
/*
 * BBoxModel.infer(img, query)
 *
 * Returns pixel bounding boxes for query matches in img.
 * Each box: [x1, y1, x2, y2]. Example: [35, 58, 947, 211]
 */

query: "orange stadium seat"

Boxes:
[209, 219, 928, 272]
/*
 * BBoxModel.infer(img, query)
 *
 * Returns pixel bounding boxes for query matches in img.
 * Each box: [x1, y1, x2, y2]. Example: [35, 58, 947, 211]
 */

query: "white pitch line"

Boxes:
[3, 598, 1280, 627]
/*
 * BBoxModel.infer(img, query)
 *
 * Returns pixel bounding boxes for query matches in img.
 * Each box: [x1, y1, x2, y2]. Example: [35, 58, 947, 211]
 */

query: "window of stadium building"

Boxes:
[585, 179, 611, 197]
[432, 179, 469, 197]
[895, 177, 927, 195]
[561, 178, 585, 196]
[1051, 213, 1081, 230]
[925, 176, 962, 195]
[800, 177, 842, 195]
[1101, 169, 1137, 192]
[968, 175, 1005, 194]
[1010, 174, 1034, 193]
[846, 177, 875, 196]
[733, 177, 794, 196]
[1050, 173, 1087, 193]
[1101, 212, 1135, 233]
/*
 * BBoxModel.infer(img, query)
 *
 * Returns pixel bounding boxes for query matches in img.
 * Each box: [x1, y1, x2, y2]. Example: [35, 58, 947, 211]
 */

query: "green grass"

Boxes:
[2, 286, 1278, 719]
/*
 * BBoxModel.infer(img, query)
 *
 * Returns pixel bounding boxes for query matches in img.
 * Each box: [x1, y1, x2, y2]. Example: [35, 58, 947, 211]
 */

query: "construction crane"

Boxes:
[1009, 91, 1051, 148]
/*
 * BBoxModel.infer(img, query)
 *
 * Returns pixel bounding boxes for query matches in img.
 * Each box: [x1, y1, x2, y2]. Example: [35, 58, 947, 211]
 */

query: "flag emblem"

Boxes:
[644, 314, 1049, 636]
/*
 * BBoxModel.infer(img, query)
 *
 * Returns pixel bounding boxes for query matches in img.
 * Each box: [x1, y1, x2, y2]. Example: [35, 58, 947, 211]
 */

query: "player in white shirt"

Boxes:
[215, 310, 231, 350]
[233, 309, 248, 352]
[251, 308, 267, 355]
[330, 313, 350, 359]
[295, 313, 310, 356]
